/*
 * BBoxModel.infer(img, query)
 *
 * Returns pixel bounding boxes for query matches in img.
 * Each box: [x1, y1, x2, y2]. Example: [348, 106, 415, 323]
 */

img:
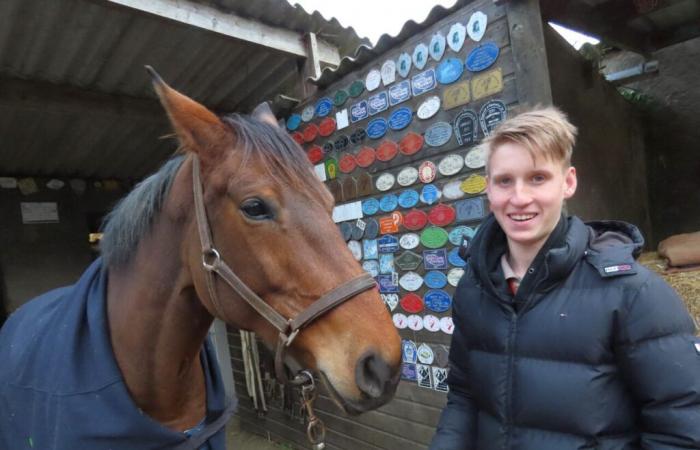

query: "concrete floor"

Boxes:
[226, 416, 290, 450]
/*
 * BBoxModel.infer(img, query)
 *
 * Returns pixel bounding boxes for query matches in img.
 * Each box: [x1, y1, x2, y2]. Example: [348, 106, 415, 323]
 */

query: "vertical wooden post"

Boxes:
[301, 32, 321, 100]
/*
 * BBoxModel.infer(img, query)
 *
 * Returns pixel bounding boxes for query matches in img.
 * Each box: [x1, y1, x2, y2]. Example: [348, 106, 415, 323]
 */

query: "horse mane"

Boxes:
[100, 114, 326, 267]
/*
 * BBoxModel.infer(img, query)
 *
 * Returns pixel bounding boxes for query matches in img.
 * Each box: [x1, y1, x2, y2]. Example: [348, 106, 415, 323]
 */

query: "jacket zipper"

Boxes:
[504, 310, 518, 450]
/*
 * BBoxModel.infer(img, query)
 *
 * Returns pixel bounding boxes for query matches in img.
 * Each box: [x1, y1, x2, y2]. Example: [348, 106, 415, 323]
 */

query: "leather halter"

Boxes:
[191, 155, 376, 384]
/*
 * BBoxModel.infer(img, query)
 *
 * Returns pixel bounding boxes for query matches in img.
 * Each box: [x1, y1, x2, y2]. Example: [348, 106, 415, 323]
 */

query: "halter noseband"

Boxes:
[191, 155, 376, 385]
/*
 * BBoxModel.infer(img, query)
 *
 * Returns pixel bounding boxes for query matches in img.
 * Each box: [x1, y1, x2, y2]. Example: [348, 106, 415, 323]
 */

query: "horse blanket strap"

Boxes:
[191, 155, 377, 383]
[172, 401, 237, 450]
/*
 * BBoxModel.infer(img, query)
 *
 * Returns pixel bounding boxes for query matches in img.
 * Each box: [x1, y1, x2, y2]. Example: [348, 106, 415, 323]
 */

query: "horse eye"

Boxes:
[240, 198, 273, 220]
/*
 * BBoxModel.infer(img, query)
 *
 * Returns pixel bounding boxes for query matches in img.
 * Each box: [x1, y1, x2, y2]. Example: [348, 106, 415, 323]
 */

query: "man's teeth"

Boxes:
[510, 214, 536, 221]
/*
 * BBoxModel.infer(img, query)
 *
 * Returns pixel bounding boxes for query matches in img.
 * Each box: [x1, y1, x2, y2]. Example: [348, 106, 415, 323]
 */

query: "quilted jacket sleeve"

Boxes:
[615, 272, 700, 449]
[429, 291, 478, 450]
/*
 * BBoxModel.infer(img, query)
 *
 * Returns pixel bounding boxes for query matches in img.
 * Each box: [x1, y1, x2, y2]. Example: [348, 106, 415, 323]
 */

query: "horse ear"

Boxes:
[146, 66, 232, 161]
[251, 102, 279, 128]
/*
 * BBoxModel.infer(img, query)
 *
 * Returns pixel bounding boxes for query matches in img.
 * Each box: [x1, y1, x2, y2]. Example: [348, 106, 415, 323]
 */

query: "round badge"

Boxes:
[438, 154, 464, 176]
[383, 293, 399, 311]
[461, 174, 487, 194]
[291, 131, 304, 145]
[448, 22, 467, 52]
[447, 268, 465, 287]
[424, 290, 452, 313]
[334, 135, 350, 152]
[381, 59, 396, 86]
[398, 190, 419, 208]
[412, 43, 429, 70]
[423, 314, 441, 332]
[347, 240, 362, 261]
[436, 57, 464, 84]
[448, 247, 467, 267]
[379, 194, 399, 212]
[440, 316, 454, 334]
[319, 117, 337, 137]
[424, 122, 453, 147]
[417, 343, 435, 364]
[286, 114, 301, 131]
[349, 80, 365, 98]
[388, 107, 413, 131]
[420, 184, 442, 205]
[428, 204, 456, 227]
[339, 154, 357, 173]
[363, 260, 379, 277]
[301, 105, 315, 122]
[376, 140, 399, 162]
[407, 314, 425, 331]
[403, 210, 429, 231]
[418, 161, 437, 183]
[306, 145, 323, 164]
[393, 313, 408, 329]
[315, 97, 333, 118]
[356, 146, 376, 168]
[362, 198, 380, 215]
[449, 226, 475, 245]
[465, 146, 487, 169]
[400, 293, 424, 314]
[399, 132, 424, 156]
[366, 69, 382, 91]
[375, 173, 396, 192]
[421, 226, 449, 248]
[351, 222, 365, 241]
[367, 118, 388, 140]
[350, 128, 367, 145]
[339, 222, 352, 241]
[334, 89, 349, 107]
[416, 95, 441, 120]
[302, 124, 319, 143]
[397, 167, 419, 186]
[424, 270, 448, 289]
[399, 233, 420, 249]
[399, 272, 424, 292]
[397, 52, 412, 78]
[442, 179, 466, 200]
[365, 219, 380, 239]
[323, 142, 334, 154]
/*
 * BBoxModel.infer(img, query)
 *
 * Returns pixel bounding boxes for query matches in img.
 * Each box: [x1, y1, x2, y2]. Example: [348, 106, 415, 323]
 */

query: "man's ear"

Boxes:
[251, 102, 279, 128]
[564, 166, 577, 199]
[146, 66, 233, 164]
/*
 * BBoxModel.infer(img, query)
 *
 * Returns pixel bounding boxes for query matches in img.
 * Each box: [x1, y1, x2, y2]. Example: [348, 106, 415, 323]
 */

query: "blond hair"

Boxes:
[483, 106, 577, 173]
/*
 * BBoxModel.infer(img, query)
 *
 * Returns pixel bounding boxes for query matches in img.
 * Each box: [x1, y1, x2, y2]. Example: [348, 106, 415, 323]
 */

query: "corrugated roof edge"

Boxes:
[311, 0, 473, 87]
[288, 1, 372, 50]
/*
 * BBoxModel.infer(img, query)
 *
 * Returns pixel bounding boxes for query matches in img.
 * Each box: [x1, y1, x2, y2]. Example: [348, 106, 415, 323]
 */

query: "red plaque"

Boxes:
[399, 132, 424, 156]
[356, 146, 376, 168]
[306, 145, 323, 164]
[319, 118, 337, 137]
[376, 140, 399, 162]
[403, 209, 428, 231]
[418, 161, 437, 183]
[400, 293, 424, 314]
[291, 132, 304, 145]
[428, 204, 456, 226]
[302, 124, 319, 143]
[339, 154, 357, 173]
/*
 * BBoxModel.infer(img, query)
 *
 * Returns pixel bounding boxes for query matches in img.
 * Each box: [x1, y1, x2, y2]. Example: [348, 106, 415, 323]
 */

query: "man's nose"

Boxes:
[510, 181, 532, 206]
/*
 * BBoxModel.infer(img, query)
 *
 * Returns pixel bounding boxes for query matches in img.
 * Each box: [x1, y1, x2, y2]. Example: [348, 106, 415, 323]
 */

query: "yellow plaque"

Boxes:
[460, 174, 487, 194]
[442, 81, 470, 110]
[471, 68, 503, 101]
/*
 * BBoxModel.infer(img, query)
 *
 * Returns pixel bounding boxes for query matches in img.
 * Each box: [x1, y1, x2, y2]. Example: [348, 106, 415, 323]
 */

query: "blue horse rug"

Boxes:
[0, 258, 236, 450]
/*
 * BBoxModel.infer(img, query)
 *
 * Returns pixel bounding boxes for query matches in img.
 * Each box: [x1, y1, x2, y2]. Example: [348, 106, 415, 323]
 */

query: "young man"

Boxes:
[430, 107, 700, 449]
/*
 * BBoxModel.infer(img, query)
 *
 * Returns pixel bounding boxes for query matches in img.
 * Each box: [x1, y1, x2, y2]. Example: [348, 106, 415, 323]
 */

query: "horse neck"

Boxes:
[106, 200, 212, 430]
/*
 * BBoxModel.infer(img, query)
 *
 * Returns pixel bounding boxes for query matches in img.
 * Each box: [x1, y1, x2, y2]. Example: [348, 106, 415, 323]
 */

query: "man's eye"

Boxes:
[498, 178, 512, 186]
[240, 198, 273, 220]
[532, 175, 546, 183]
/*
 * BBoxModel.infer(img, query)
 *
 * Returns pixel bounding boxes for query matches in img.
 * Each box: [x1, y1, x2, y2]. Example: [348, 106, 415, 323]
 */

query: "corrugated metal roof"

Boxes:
[0, 0, 366, 180]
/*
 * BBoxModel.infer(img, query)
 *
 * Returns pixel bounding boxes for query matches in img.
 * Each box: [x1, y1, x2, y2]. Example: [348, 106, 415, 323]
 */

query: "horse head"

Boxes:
[148, 68, 401, 414]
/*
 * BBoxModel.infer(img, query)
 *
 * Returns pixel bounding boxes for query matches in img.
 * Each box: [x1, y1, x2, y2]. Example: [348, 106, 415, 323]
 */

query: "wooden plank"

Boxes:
[103, 0, 341, 66]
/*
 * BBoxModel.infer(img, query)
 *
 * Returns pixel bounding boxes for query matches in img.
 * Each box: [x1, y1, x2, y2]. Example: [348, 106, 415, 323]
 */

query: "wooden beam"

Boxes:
[103, 0, 341, 66]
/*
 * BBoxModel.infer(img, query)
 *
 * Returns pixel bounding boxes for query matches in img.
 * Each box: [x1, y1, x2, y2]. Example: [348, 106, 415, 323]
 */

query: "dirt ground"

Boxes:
[226, 416, 289, 450]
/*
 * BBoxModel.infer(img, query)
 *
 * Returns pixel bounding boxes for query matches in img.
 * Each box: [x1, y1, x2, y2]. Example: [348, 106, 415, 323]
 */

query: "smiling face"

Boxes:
[486, 141, 577, 253]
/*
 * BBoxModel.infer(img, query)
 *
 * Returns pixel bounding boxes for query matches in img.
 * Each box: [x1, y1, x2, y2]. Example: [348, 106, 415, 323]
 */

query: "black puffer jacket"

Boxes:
[430, 214, 700, 450]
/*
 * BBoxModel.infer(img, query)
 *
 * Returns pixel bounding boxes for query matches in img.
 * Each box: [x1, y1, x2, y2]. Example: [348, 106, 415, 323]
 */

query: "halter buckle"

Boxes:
[202, 248, 221, 271]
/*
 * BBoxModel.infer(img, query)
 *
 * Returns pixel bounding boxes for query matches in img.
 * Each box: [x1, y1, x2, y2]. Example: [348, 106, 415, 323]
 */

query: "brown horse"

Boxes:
[0, 69, 400, 449]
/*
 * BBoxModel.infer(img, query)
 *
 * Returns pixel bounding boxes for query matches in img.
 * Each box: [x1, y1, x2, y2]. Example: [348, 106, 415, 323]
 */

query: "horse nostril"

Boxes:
[355, 351, 392, 399]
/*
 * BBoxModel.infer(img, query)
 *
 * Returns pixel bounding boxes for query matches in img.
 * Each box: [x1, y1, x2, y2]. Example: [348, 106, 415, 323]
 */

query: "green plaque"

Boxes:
[395, 251, 423, 271]
[349, 80, 365, 98]
[420, 226, 449, 249]
[334, 89, 349, 106]
[325, 158, 339, 180]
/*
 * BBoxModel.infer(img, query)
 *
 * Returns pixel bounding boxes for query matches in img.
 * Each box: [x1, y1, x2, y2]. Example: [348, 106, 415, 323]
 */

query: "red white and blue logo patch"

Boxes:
[604, 264, 633, 274]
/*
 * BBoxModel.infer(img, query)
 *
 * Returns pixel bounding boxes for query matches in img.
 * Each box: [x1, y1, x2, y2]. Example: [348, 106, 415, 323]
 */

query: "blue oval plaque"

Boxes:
[378, 235, 400, 253]
[389, 80, 411, 106]
[424, 271, 448, 289]
[424, 290, 452, 313]
[398, 189, 419, 208]
[367, 118, 388, 139]
[465, 42, 500, 72]
[424, 122, 453, 147]
[420, 184, 441, 205]
[350, 100, 369, 123]
[315, 97, 333, 117]
[368, 91, 389, 116]
[388, 107, 413, 131]
[448, 247, 467, 267]
[286, 114, 301, 131]
[362, 198, 380, 216]
[436, 57, 464, 85]
[379, 194, 399, 212]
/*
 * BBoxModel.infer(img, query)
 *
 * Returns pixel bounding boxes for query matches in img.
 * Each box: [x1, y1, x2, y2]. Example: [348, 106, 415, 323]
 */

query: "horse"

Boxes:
[0, 68, 401, 450]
